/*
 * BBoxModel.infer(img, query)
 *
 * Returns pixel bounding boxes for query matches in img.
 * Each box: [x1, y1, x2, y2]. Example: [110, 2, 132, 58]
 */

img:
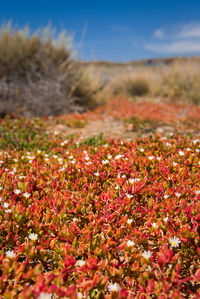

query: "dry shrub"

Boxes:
[105, 75, 150, 99]
[0, 23, 100, 117]
[161, 62, 200, 105]
[87, 58, 200, 105]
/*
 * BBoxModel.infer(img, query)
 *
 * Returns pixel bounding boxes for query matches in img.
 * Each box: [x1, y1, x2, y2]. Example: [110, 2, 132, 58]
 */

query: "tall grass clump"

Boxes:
[0, 23, 99, 117]
[161, 62, 200, 105]
[106, 75, 150, 100]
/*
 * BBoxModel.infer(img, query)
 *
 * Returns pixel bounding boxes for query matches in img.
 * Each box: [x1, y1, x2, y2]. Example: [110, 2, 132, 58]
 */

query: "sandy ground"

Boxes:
[49, 117, 178, 141]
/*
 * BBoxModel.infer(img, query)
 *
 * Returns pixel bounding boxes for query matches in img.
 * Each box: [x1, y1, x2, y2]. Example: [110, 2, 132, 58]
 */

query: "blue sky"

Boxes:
[1, 0, 200, 62]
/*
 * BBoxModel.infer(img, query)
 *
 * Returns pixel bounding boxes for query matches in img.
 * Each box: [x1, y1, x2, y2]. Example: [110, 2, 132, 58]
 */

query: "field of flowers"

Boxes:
[0, 115, 200, 298]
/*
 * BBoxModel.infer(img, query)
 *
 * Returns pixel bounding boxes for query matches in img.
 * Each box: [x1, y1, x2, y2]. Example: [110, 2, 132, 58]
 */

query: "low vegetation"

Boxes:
[0, 117, 199, 298]
[0, 22, 200, 299]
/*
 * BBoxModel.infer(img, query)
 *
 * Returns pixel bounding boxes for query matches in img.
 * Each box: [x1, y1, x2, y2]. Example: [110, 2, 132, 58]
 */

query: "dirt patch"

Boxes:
[48, 117, 178, 141]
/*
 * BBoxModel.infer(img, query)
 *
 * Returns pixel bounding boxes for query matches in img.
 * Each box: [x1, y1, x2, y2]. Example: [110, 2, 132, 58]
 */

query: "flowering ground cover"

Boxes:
[52, 98, 200, 132]
[0, 114, 200, 298]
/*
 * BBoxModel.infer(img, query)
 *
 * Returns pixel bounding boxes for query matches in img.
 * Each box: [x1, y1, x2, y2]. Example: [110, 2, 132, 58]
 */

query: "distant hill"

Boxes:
[82, 56, 200, 67]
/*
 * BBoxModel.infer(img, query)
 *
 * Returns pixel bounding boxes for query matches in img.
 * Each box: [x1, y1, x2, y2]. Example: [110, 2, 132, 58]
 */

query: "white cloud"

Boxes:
[148, 22, 200, 54]
[146, 40, 200, 54]
[177, 23, 200, 39]
[154, 29, 164, 39]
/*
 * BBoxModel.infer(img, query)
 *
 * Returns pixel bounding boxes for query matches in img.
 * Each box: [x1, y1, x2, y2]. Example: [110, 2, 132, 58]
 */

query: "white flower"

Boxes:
[5, 209, 11, 213]
[179, 150, 185, 156]
[94, 172, 100, 176]
[27, 156, 35, 160]
[76, 260, 86, 267]
[193, 139, 200, 144]
[3, 202, 9, 208]
[38, 292, 52, 299]
[107, 154, 112, 160]
[175, 192, 181, 197]
[14, 189, 21, 195]
[77, 292, 83, 299]
[129, 178, 140, 184]
[126, 194, 133, 199]
[140, 148, 145, 152]
[5, 250, 16, 258]
[129, 178, 135, 184]
[164, 194, 169, 199]
[166, 142, 171, 146]
[115, 154, 124, 160]
[108, 282, 121, 292]
[147, 266, 152, 271]
[173, 162, 177, 166]
[127, 240, 135, 247]
[115, 185, 120, 190]
[127, 219, 133, 224]
[169, 237, 181, 248]
[195, 190, 200, 195]
[23, 192, 31, 198]
[168, 264, 172, 269]
[102, 159, 109, 165]
[164, 217, 169, 222]
[148, 156, 154, 160]
[152, 223, 158, 229]
[186, 148, 191, 151]
[5, 250, 15, 258]
[142, 251, 152, 260]
[61, 140, 68, 146]
[85, 156, 90, 161]
[28, 233, 38, 241]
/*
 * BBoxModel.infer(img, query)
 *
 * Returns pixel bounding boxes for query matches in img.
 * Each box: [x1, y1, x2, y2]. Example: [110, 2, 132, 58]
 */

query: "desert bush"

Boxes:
[162, 69, 200, 105]
[0, 23, 99, 117]
[87, 58, 200, 105]
[126, 78, 149, 96]
[111, 77, 150, 98]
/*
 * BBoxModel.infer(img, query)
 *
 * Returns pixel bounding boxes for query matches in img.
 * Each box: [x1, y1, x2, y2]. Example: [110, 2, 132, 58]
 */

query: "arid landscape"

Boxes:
[0, 23, 199, 299]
